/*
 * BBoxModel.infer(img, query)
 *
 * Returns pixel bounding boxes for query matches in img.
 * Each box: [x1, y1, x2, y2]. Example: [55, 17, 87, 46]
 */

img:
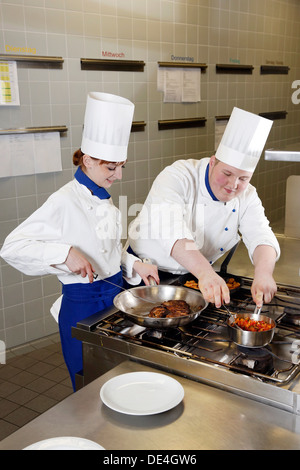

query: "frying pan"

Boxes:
[178, 242, 243, 294]
[227, 313, 276, 348]
[113, 284, 208, 329]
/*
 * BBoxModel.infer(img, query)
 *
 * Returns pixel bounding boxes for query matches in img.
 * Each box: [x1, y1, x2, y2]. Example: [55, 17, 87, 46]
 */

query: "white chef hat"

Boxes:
[81, 92, 135, 162]
[215, 107, 273, 172]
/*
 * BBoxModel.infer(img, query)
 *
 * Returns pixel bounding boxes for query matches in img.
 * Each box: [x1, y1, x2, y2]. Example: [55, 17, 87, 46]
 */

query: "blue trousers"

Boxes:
[58, 271, 122, 391]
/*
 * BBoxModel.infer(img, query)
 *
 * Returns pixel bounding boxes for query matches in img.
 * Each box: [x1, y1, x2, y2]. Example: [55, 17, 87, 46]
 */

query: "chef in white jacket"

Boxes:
[1, 92, 158, 390]
[128, 108, 280, 309]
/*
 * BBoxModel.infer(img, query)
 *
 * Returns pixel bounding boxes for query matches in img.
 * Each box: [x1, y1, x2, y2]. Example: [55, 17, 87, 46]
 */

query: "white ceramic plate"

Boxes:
[23, 437, 105, 450]
[100, 371, 184, 415]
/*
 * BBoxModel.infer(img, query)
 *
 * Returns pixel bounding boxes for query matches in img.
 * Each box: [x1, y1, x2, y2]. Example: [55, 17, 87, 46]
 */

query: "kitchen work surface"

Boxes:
[1, 360, 300, 450]
[216, 234, 300, 287]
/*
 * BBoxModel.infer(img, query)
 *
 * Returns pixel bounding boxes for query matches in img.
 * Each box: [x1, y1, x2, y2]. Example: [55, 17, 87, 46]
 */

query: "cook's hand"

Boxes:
[252, 245, 277, 307]
[251, 273, 277, 307]
[65, 247, 95, 283]
[133, 261, 160, 286]
[198, 271, 230, 308]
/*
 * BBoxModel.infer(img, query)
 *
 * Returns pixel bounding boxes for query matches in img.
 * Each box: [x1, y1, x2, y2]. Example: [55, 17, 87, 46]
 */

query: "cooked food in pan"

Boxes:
[148, 306, 168, 318]
[149, 300, 191, 318]
[184, 280, 199, 290]
[233, 316, 273, 332]
[184, 278, 240, 290]
[226, 277, 241, 290]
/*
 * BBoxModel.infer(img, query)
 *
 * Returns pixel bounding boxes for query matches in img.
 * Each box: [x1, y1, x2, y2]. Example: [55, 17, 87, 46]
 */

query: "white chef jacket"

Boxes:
[0, 178, 140, 285]
[128, 158, 280, 274]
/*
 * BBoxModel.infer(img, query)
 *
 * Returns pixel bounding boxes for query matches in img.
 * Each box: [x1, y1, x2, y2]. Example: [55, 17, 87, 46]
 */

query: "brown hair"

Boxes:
[73, 149, 85, 167]
[73, 149, 125, 167]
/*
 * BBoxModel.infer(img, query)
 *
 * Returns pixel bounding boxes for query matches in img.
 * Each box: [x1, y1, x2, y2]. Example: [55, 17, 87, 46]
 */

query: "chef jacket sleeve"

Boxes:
[238, 188, 280, 263]
[0, 196, 72, 276]
[140, 167, 196, 255]
[121, 250, 142, 285]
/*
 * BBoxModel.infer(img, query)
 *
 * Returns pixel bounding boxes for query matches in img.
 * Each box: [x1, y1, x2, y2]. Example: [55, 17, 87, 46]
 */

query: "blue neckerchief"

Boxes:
[74, 167, 111, 200]
[205, 163, 219, 201]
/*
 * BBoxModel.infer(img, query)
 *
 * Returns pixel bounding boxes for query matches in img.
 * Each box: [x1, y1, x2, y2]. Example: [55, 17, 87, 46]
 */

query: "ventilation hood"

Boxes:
[265, 142, 300, 162]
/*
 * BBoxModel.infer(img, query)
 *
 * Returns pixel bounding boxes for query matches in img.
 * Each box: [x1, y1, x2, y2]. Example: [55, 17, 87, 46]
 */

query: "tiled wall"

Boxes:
[0, 0, 300, 348]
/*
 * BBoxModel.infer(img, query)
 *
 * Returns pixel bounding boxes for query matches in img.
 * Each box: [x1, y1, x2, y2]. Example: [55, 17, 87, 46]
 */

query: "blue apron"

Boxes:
[58, 167, 122, 391]
[58, 271, 122, 391]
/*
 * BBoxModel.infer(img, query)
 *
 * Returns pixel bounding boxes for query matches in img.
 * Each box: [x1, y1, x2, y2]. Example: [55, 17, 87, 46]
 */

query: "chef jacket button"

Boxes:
[106, 271, 111, 275]
[87, 205, 93, 210]
[225, 227, 228, 231]
[209, 261, 212, 264]
[100, 249, 107, 253]
[232, 209, 236, 212]
[220, 248, 224, 252]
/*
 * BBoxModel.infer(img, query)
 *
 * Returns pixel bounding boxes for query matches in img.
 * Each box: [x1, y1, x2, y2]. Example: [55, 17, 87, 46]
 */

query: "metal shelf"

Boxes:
[0, 54, 64, 67]
[158, 117, 206, 131]
[0, 124, 144, 136]
[131, 121, 146, 132]
[260, 65, 289, 75]
[215, 115, 230, 121]
[216, 63, 254, 74]
[265, 142, 300, 162]
[259, 111, 287, 120]
[80, 58, 145, 72]
[158, 61, 207, 72]
[0, 126, 68, 136]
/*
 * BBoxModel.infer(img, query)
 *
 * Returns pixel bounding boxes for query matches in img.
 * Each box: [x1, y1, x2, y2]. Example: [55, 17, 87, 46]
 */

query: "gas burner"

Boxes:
[141, 329, 164, 340]
[233, 345, 274, 374]
[274, 294, 300, 326]
[283, 309, 300, 326]
[139, 328, 181, 347]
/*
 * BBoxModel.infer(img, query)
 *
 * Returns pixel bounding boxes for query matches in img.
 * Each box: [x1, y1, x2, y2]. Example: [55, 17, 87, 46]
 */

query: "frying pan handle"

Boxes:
[219, 241, 240, 274]
[148, 277, 157, 286]
[142, 258, 157, 286]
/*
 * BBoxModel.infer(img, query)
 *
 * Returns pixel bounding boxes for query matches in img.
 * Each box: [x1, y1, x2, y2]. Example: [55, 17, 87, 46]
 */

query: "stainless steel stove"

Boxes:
[73, 276, 300, 414]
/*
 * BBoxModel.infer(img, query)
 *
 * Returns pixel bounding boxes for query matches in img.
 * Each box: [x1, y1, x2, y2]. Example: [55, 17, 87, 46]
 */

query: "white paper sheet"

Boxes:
[0, 61, 20, 106]
[214, 118, 229, 152]
[163, 68, 183, 103]
[182, 69, 201, 102]
[157, 66, 201, 103]
[0, 132, 62, 178]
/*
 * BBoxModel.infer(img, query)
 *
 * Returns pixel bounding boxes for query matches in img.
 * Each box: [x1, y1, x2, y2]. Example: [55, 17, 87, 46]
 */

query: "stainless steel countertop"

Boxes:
[1, 360, 300, 450]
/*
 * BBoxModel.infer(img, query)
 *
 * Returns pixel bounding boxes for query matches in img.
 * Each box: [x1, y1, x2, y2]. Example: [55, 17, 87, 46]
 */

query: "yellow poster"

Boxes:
[0, 61, 20, 106]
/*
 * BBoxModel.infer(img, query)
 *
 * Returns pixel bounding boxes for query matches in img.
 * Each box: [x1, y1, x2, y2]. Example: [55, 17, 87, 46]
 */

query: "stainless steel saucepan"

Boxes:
[227, 312, 276, 348]
[113, 284, 208, 329]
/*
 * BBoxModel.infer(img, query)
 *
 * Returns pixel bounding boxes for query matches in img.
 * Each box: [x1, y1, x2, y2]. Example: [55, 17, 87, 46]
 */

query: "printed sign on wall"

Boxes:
[0, 61, 20, 106]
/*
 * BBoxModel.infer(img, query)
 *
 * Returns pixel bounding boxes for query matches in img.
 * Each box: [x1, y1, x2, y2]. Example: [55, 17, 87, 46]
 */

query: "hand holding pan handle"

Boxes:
[142, 258, 157, 286]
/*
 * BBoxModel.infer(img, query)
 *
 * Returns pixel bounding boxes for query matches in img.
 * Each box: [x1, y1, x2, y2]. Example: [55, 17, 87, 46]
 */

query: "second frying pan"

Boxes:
[179, 242, 243, 294]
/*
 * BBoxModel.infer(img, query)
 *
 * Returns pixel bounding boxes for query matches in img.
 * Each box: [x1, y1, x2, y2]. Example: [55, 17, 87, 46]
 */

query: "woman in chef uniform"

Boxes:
[0, 92, 159, 390]
[128, 108, 280, 309]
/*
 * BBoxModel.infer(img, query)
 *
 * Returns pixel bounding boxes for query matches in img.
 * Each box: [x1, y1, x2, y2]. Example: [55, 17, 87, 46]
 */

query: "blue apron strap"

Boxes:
[127, 244, 138, 257]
